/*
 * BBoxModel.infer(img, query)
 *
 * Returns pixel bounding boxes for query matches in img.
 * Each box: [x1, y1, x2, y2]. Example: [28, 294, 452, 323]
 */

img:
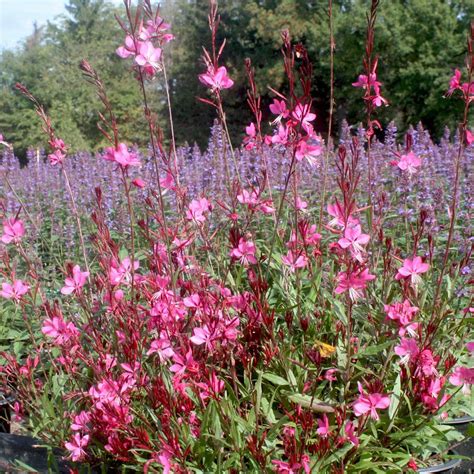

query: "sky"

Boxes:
[0, 0, 121, 51]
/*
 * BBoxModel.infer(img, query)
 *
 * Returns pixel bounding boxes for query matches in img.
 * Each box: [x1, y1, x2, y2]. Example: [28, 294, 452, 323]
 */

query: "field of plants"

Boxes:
[0, 0, 473, 472]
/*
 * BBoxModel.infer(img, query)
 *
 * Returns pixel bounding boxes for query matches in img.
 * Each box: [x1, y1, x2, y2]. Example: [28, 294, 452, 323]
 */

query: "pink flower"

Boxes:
[449, 366, 474, 394]
[384, 300, 419, 337]
[272, 457, 310, 474]
[65, 433, 89, 462]
[199, 66, 234, 90]
[169, 349, 197, 375]
[246, 123, 256, 137]
[291, 102, 316, 134]
[324, 368, 337, 382]
[295, 139, 323, 166]
[1, 217, 25, 244]
[317, 414, 330, 438]
[196, 372, 225, 401]
[48, 149, 66, 166]
[186, 198, 211, 223]
[230, 238, 257, 265]
[338, 224, 370, 262]
[42, 316, 79, 346]
[243, 122, 257, 150]
[271, 124, 289, 145]
[147, 331, 175, 362]
[466, 342, 474, 353]
[344, 421, 359, 446]
[396, 256, 429, 285]
[335, 268, 375, 300]
[393, 151, 421, 174]
[104, 143, 140, 168]
[132, 178, 146, 188]
[394, 338, 420, 365]
[353, 382, 390, 420]
[71, 411, 91, 432]
[447, 69, 462, 95]
[190, 325, 215, 351]
[139, 17, 173, 43]
[417, 349, 438, 377]
[282, 250, 308, 272]
[157, 449, 173, 474]
[0, 280, 29, 302]
[466, 129, 474, 146]
[295, 197, 308, 212]
[135, 41, 162, 74]
[372, 83, 388, 107]
[269, 98, 289, 124]
[61, 265, 89, 295]
[352, 73, 380, 89]
[327, 202, 358, 229]
[116, 35, 137, 58]
[160, 172, 175, 191]
[109, 257, 139, 286]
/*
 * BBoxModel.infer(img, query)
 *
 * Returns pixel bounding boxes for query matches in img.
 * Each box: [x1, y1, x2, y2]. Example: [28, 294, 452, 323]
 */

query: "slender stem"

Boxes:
[319, 0, 335, 229]
[265, 151, 297, 279]
[432, 99, 470, 309]
[137, 69, 174, 278]
[162, 59, 180, 188]
[61, 165, 90, 273]
[121, 167, 136, 300]
[217, 99, 242, 187]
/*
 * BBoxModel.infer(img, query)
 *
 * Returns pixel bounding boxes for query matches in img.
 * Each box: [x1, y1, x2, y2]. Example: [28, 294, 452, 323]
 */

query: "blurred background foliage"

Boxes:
[0, 0, 473, 159]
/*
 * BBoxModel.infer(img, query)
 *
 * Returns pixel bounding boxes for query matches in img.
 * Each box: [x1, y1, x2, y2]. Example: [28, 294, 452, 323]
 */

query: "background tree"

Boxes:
[1, 0, 472, 160]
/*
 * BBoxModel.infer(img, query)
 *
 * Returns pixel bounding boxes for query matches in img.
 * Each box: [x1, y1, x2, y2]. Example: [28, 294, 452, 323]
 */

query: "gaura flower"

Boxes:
[61, 265, 89, 295]
[449, 366, 474, 394]
[353, 382, 390, 420]
[104, 143, 140, 168]
[1, 217, 25, 244]
[135, 41, 162, 74]
[392, 151, 421, 174]
[186, 198, 212, 223]
[199, 66, 234, 90]
[338, 224, 370, 262]
[282, 250, 308, 272]
[295, 139, 323, 167]
[0, 280, 29, 302]
[291, 102, 316, 134]
[396, 256, 429, 285]
[65, 433, 89, 462]
[230, 238, 257, 266]
[316, 414, 330, 438]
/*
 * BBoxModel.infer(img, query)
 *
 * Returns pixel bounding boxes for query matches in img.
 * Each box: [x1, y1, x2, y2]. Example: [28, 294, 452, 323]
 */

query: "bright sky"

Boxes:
[0, 0, 121, 50]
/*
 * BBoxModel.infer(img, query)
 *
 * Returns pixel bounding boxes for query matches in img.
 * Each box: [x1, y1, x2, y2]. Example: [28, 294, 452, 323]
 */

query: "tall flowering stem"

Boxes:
[319, 0, 335, 230]
[198, 1, 242, 190]
[432, 22, 473, 312]
[244, 58, 274, 206]
[353, 0, 385, 230]
[118, 0, 176, 276]
[80, 60, 138, 296]
[14, 83, 90, 274]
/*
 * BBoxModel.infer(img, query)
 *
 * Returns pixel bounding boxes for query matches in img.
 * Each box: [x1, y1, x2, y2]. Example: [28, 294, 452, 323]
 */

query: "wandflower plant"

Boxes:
[0, 1, 473, 473]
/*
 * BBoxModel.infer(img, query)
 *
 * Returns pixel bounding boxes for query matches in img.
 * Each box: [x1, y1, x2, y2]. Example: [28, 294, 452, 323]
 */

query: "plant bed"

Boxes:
[417, 453, 462, 474]
[0, 394, 13, 434]
[0, 433, 70, 473]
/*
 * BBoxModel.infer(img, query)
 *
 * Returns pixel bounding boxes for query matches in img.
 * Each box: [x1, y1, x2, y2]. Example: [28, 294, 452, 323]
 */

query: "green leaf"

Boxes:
[389, 372, 402, 421]
[261, 373, 289, 386]
[286, 393, 335, 413]
[357, 341, 393, 357]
